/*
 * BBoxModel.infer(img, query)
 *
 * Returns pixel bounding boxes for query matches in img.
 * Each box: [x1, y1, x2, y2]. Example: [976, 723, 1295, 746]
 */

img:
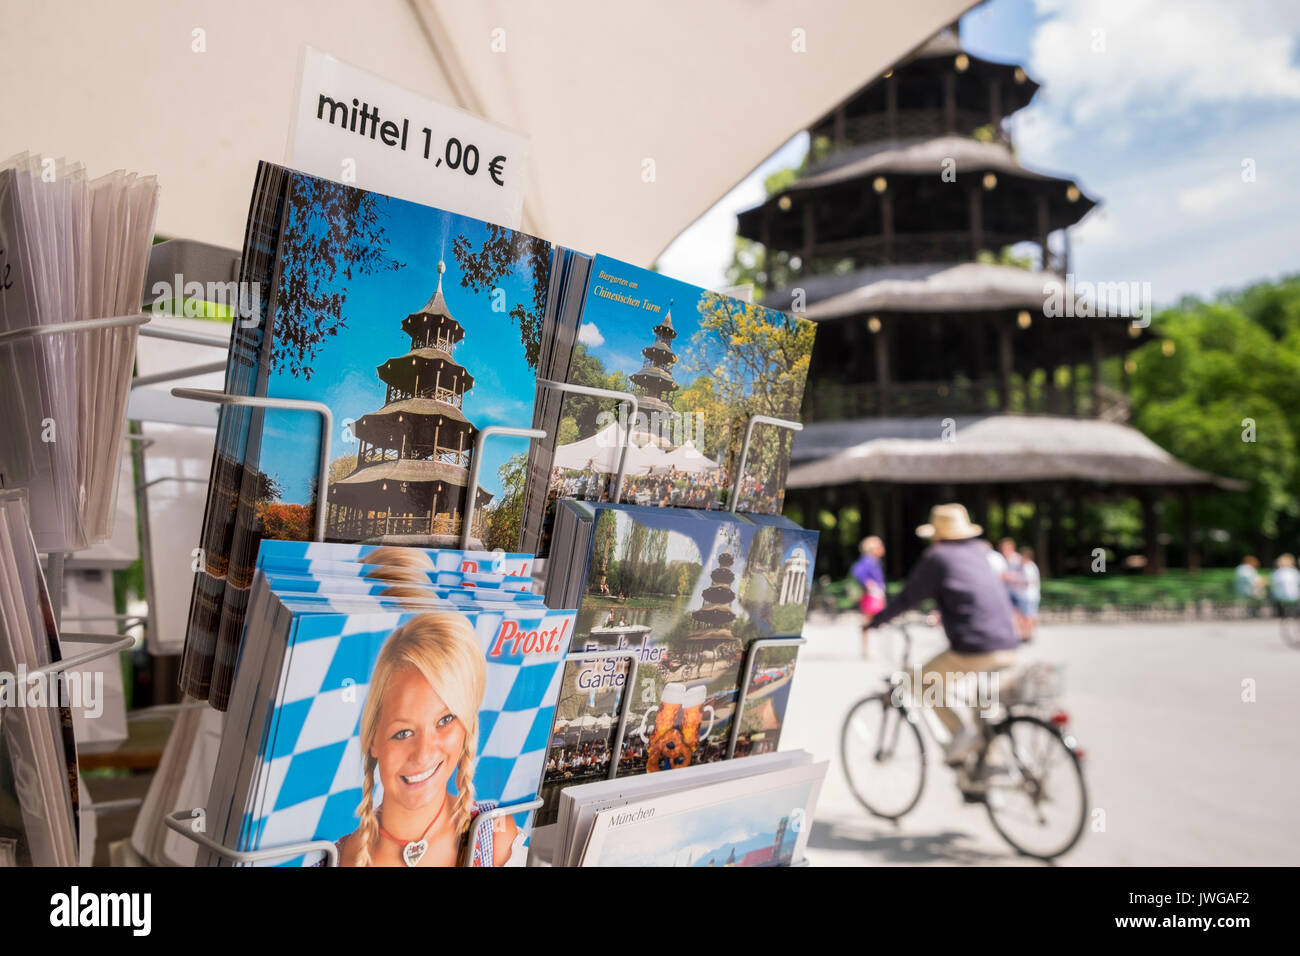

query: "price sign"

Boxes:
[287, 47, 527, 228]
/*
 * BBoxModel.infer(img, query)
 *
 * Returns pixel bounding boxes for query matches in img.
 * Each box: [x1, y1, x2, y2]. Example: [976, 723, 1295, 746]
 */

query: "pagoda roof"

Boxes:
[802, 136, 1084, 196]
[738, 136, 1095, 250]
[332, 458, 472, 489]
[402, 310, 466, 341]
[631, 364, 677, 385]
[359, 397, 472, 428]
[403, 264, 465, 338]
[813, 42, 1038, 130]
[769, 262, 1129, 319]
[411, 268, 456, 320]
[378, 349, 474, 389]
[913, 27, 962, 59]
[788, 415, 1245, 490]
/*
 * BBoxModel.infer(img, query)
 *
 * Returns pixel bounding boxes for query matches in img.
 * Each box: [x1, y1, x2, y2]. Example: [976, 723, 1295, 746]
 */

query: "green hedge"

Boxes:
[813, 568, 1245, 613]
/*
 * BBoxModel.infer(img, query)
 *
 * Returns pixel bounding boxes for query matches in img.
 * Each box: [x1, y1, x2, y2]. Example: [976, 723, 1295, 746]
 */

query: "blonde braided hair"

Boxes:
[352, 611, 485, 867]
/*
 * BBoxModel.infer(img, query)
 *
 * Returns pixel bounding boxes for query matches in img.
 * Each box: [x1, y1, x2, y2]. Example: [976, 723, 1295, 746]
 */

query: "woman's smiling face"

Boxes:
[371, 664, 465, 812]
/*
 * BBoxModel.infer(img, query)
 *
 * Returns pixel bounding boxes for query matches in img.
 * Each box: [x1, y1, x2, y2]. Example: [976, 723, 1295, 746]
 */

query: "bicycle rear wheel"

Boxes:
[840, 694, 927, 820]
[980, 714, 1087, 860]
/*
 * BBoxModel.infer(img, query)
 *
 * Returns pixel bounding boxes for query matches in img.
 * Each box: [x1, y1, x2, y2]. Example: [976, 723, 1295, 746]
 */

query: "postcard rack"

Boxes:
[0, 313, 152, 628]
[1, 277, 821, 869]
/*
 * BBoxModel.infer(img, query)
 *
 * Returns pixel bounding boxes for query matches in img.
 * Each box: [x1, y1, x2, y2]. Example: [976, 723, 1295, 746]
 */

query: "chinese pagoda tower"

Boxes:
[692, 551, 737, 636]
[326, 261, 492, 546]
[630, 301, 679, 419]
[739, 22, 1234, 578]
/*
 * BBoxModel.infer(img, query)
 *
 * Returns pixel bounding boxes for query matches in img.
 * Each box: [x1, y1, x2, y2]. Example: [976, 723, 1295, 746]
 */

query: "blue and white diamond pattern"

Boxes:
[242, 605, 573, 865]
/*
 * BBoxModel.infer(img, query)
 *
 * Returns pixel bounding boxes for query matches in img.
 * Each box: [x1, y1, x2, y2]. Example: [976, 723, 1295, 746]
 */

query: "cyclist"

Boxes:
[868, 503, 1020, 766]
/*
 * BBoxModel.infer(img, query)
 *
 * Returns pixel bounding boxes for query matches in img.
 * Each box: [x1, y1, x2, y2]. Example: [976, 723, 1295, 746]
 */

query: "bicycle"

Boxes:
[840, 615, 1088, 861]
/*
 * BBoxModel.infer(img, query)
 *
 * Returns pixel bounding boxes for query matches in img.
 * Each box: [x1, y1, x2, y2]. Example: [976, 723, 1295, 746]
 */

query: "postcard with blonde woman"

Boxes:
[253, 539, 536, 577]
[218, 600, 574, 866]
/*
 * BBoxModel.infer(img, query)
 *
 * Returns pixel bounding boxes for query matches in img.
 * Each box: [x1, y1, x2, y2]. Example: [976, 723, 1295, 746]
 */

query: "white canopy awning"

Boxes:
[2, 0, 975, 264]
[658, 440, 720, 474]
[552, 420, 626, 472]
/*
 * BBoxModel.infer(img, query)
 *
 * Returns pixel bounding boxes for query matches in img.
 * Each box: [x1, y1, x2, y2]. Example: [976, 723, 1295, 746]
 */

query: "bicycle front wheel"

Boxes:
[840, 694, 927, 820]
[980, 715, 1087, 861]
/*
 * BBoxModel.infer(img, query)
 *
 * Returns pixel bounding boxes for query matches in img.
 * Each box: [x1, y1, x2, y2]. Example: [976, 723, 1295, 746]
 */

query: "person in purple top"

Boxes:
[869, 504, 1019, 766]
[851, 536, 887, 658]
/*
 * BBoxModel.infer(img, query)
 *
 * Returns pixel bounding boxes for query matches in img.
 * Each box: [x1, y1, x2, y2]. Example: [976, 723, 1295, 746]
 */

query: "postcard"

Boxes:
[579, 759, 826, 866]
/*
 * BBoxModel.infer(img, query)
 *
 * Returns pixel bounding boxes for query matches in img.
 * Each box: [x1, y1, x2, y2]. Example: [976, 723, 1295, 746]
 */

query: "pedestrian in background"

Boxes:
[1234, 556, 1265, 616]
[1270, 554, 1299, 620]
[1015, 546, 1042, 641]
[852, 535, 887, 658]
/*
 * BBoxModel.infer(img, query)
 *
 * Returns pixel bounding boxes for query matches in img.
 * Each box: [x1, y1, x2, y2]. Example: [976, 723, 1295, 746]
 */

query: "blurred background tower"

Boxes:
[736, 23, 1237, 578]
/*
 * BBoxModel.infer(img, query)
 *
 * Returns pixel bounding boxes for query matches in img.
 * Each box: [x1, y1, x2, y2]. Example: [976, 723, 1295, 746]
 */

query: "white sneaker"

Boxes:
[944, 725, 980, 766]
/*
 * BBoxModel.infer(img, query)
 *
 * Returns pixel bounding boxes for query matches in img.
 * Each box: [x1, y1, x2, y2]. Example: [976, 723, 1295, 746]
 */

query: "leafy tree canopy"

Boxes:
[1130, 275, 1300, 543]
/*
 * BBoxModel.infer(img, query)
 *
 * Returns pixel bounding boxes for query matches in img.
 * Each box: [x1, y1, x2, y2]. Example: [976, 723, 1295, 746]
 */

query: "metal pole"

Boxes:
[727, 415, 804, 513]
[459, 425, 547, 550]
[170, 388, 333, 542]
[537, 380, 640, 502]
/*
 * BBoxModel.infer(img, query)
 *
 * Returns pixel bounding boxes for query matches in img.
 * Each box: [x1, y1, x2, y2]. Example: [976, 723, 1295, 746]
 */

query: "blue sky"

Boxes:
[579, 255, 739, 389]
[657, 0, 1300, 307]
[260, 195, 542, 505]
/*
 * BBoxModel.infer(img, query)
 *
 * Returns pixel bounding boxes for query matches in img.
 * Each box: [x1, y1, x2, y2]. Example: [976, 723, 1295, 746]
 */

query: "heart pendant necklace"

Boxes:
[378, 799, 445, 868]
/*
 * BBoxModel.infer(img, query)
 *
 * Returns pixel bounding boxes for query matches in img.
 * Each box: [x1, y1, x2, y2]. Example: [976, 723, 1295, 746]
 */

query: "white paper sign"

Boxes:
[287, 47, 526, 228]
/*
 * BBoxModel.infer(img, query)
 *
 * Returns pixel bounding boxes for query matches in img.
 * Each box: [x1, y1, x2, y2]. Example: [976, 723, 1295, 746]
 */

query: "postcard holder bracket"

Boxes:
[162, 810, 341, 867]
[132, 361, 228, 389]
[536, 380, 640, 503]
[161, 794, 547, 867]
[0, 312, 151, 348]
[727, 415, 804, 514]
[170, 388, 333, 542]
[1, 632, 137, 734]
[460, 425, 547, 550]
[137, 324, 232, 348]
[30, 632, 136, 678]
[724, 637, 807, 759]
[457, 797, 546, 867]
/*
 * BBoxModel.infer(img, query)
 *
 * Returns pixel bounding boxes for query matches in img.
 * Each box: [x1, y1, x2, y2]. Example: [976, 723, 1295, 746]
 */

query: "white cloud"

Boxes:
[578, 322, 605, 347]
[1177, 177, 1244, 214]
[1058, 111, 1300, 301]
[1028, 0, 1300, 128]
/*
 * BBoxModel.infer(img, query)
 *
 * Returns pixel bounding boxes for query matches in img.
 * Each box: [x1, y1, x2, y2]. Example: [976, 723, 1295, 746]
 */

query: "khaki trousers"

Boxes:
[913, 648, 1019, 736]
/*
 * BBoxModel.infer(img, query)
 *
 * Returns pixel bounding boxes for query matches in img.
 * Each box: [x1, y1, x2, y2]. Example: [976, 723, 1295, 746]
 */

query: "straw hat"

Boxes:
[916, 503, 983, 541]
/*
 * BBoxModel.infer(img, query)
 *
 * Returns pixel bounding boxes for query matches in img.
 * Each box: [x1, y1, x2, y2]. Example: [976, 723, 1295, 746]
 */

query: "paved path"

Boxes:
[782, 615, 1300, 866]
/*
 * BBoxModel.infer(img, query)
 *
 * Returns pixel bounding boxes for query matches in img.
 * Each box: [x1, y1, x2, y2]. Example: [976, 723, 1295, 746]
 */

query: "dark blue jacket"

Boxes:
[872, 539, 1019, 654]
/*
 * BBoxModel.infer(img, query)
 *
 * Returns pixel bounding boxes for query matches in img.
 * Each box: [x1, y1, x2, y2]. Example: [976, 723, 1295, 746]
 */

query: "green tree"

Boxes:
[484, 451, 528, 551]
[274, 178, 404, 379]
[683, 292, 816, 507]
[1130, 284, 1300, 551]
[452, 226, 550, 370]
[556, 415, 579, 445]
[589, 511, 618, 585]
[328, 453, 357, 485]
